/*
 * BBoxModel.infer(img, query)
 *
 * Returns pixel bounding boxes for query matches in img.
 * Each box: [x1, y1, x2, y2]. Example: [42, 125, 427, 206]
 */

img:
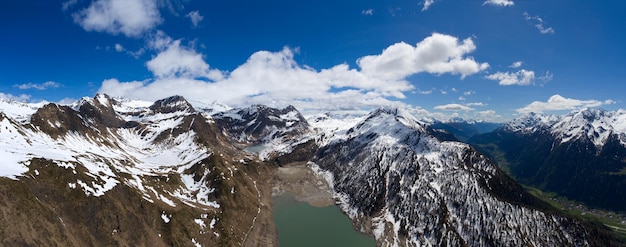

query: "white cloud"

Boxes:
[478, 110, 496, 116]
[478, 110, 501, 121]
[187, 10, 204, 27]
[538, 71, 554, 84]
[0, 93, 31, 102]
[463, 90, 475, 96]
[535, 23, 555, 34]
[417, 90, 433, 95]
[73, 0, 162, 37]
[62, 0, 78, 11]
[98, 33, 491, 114]
[467, 102, 486, 107]
[146, 40, 223, 80]
[362, 9, 374, 16]
[114, 43, 124, 52]
[147, 30, 174, 50]
[485, 69, 535, 86]
[483, 0, 514, 7]
[422, 0, 435, 11]
[434, 104, 473, 111]
[458, 96, 466, 101]
[523, 12, 555, 35]
[99, 46, 411, 111]
[357, 33, 489, 81]
[14, 81, 62, 90]
[509, 61, 522, 68]
[516, 94, 615, 114]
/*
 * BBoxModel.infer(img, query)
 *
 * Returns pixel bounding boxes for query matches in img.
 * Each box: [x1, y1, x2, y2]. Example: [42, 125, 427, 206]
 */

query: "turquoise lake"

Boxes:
[272, 194, 376, 247]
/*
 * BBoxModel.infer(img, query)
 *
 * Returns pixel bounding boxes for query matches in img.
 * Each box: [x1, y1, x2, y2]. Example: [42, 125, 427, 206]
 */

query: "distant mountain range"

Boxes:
[0, 95, 619, 246]
[470, 108, 626, 212]
[429, 118, 502, 142]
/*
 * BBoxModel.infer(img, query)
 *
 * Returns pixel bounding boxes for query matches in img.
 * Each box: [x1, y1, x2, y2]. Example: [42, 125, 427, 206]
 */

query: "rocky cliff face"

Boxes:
[312, 108, 614, 246]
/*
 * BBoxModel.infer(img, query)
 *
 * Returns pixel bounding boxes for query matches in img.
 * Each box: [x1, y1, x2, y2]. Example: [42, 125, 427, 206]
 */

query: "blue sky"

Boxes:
[1, 0, 625, 121]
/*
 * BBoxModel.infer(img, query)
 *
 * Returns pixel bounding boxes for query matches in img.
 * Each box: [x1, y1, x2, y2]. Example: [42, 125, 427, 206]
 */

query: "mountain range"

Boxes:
[470, 109, 626, 213]
[0, 95, 619, 246]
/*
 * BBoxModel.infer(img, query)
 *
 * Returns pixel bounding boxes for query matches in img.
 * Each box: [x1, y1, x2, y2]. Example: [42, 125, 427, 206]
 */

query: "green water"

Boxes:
[272, 194, 376, 247]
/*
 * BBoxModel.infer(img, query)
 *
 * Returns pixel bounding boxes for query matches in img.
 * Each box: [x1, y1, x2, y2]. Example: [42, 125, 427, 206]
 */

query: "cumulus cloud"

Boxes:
[357, 33, 489, 80]
[516, 94, 616, 114]
[483, 0, 514, 6]
[146, 40, 224, 80]
[485, 69, 535, 86]
[73, 0, 162, 37]
[99, 32, 488, 113]
[14, 81, 62, 90]
[434, 104, 473, 111]
[362, 9, 374, 16]
[186, 10, 204, 27]
[524, 12, 555, 34]
[422, 0, 436, 11]
[98, 33, 490, 113]
[509, 61, 522, 68]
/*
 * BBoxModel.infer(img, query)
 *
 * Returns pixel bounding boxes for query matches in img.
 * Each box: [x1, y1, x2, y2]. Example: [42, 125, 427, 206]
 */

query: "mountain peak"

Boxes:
[149, 95, 196, 114]
[361, 107, 425, 132]
[503, 112, 559, 134]
[214, 104, 309, 144]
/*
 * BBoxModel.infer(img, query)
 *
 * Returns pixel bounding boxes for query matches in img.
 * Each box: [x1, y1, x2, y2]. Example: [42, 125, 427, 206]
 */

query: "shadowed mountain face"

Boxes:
[312, 108, 614, 246]
[470, 109, 626, 212]
[0, 97, 619, 246]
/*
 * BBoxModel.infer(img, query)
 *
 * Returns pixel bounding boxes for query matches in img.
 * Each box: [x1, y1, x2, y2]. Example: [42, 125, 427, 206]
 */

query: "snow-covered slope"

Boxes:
[213, 104, 310, 144]
[473, 108, 626, 213]
[0, 95, 263, 246]
[505, 108, 626, 149]
[312, 108, 603, 246]
[0, 96, 616, 246]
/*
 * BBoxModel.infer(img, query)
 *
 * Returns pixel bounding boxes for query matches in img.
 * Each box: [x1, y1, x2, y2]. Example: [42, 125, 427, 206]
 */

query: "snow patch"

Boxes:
[161, 212, 171, 223]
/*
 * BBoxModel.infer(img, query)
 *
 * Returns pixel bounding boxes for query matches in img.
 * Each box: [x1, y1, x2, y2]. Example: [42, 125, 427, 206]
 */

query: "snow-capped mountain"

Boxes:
[213, 104, 309, 144]
[311, 108, 611, 246]
[0, 94, 266, 246]
[504, 108, 626, 150]
[0, 96, 618, 246]
[471, 108, 626, 212]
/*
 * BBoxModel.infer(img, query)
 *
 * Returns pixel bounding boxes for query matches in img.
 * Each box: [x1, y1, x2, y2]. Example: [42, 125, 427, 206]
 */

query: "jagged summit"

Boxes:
[470, 107, 626, 212]
[149, 95, 196, 114]
[214, 104, 310, 144]
[504, 108, 626, 149]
